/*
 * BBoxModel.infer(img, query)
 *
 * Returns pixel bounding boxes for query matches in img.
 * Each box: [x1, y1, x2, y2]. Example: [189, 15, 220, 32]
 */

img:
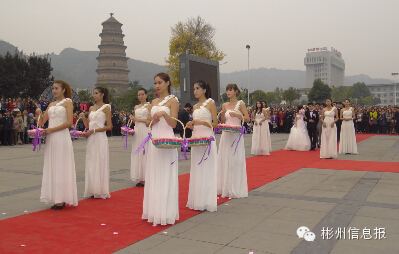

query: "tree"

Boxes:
[331, 86, 354, 102]
[274, 87, 283, 103]
[373, 97, 381, 105]
[166, 16, 226, 89]
[77, 90, 92, 102]
[308, 79, 332, 103]
[281, 87, 301, 105]
[360, 96, 373, 106]
[0, 51, 53, 99]
[250, 89, 266, 106]
[352, 82, 371, 99]
[220, 92, 228, 104]
[264, 92, 276, 105]
[128, 80, 140, 89]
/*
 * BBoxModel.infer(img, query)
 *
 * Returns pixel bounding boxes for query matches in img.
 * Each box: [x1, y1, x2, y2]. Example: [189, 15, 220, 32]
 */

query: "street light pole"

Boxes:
[246, 45, 250, 106]
[392, 73, 398, 106]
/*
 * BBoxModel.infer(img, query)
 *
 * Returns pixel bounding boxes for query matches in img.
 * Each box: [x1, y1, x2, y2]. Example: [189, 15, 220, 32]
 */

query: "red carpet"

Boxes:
[0, 134, 397, 253]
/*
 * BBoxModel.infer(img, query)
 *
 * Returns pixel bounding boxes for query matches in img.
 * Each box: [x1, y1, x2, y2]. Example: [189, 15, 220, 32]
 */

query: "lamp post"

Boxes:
[219, 62, 228, 104]
[392, 73, 398, 106]
[246, 45, 250, 106]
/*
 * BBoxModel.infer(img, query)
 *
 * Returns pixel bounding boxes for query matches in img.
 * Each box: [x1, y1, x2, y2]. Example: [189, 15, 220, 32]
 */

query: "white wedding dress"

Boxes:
[284, 114, 311, 151]
[187, 98, 217, 212]
[320, 107, 338, 159]
[142, 95, 179, 225]
[40, 98, 78, 206]
[217, 100, 248, 198]
[251, 111, 271, 155]
[131, 103, 150, 181]
[339, 108, 358, 154]
[84, 104, 111, 199]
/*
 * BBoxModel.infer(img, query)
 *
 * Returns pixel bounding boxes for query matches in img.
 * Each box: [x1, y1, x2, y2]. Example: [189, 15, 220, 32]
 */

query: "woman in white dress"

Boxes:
[320, 98, 339, 159]
[251, 101, 271, 155]
[142, 73, 179, 226]
[284, 106, 311, 151]
[186, 80, 218, 212]
[81, 87, 112, 199]
[339, 99, 358, 154]
[35, 80, 78, 210]
[130, 88, 151, 186]
[218, 84, 250, 199]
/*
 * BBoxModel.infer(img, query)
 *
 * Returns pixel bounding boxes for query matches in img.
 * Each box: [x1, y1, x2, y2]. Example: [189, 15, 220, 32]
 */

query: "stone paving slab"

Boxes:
[1, 134, 399, 253]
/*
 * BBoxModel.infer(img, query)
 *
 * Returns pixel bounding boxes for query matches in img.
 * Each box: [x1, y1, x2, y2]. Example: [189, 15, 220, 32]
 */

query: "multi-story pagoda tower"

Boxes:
[96, 13, 129, 94]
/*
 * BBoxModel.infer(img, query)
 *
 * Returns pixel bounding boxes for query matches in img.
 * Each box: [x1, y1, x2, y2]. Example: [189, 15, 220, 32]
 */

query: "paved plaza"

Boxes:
[1, 134, 399, 253]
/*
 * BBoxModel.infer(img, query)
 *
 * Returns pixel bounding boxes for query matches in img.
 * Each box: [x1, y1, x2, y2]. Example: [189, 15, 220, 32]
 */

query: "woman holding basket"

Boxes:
[130, 88, 151, 187]
[35, 80, 78, 210]
[218, 84, 250, 199]
[142, 73, 179, 226]
[186, 80, 218, 212]
[81, 87, 112, 199]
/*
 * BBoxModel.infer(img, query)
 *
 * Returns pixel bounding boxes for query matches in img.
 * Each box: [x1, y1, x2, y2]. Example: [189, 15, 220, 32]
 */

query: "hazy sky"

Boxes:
[1, 0, 398, 80]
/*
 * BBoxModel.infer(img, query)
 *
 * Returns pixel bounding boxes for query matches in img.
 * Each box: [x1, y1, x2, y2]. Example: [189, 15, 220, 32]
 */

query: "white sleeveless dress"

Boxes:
[339, 108, 358, 154]
[187, 98, 217, 212]
[142, 95, 179, 225]
[251, 111, 271, 155]
[284, 114, 311, 151]
[84, 104, 111, 199]
[40, 98, 78, 206]
[217, 100, 248, 198]
[131, 103, 150, 181]
[320, 107, 338, 159]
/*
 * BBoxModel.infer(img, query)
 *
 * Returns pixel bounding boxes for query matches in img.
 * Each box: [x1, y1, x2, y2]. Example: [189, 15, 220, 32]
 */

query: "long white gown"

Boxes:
[40, 98, 78, 206]
[284, 114, 311, 151]
[84, 104, 111, 199]
[142, 95, 179, 225]
[339, 108, 358, 154]
[187, 98, 217, 212]
[131, 102, 150, 181]
[217, 100, 248, 198]
[320, 107, 338, 159]
[251, 111, 271, 155]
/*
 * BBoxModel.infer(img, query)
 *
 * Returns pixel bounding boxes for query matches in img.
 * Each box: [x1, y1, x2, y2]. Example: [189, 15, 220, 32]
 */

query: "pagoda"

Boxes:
[96, 14, 129, 94]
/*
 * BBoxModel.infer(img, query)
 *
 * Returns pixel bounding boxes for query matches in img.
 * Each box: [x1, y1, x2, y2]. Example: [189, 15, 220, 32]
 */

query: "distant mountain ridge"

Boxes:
[0, 40, 394, 91]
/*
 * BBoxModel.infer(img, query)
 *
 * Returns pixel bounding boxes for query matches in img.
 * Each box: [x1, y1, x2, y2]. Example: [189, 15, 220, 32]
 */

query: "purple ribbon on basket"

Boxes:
[121, 126, 133, 150]
[133, 132, 152, 155]
[178, 138, 189, 160]
[213, 127, 221, 134]
[31, 125, 44, 152]
[172, 138, 188, 165]
[198, 136, 215, 165]
[71, 126, 78, 141]
[231, 126, 247, 155]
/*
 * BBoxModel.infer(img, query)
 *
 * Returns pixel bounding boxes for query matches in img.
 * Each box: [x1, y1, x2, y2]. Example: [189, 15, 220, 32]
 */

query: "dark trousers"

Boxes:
[364, 123, 370, 133]
[3, 130, 13, 145]
[380, 125, 387, 134]
[308, 127, 317, 149]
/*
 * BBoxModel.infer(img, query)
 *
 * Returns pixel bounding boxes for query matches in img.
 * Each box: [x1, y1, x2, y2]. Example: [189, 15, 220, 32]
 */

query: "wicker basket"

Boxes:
[70, 118, 87, 139]
[187, 120, 214, 147]
[217, 110, 244, 133]
[28, 116, 45, 138]
[121, 120, 135, 135]
[149, 117, 184, 149]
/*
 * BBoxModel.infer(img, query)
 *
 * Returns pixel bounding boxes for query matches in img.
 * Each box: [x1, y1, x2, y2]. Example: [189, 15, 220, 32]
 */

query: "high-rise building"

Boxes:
[304, 47, 345, 88]
[96, 14, 129, 94]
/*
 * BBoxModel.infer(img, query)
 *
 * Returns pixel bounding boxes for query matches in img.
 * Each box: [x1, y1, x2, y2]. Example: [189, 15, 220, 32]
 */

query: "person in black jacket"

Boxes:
[305, 103, 319, 150]
[2, 109, 13, 146]
[177, 103, 192, 151]
[284, 107, 293, 133]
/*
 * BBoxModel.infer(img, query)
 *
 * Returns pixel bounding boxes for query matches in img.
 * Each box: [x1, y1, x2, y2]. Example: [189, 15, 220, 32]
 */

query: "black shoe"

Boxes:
[54, 203, 65, 210]
[50, 205, 57, 209]
[90, 195, 94, 198]
[135, 182, 141, 187]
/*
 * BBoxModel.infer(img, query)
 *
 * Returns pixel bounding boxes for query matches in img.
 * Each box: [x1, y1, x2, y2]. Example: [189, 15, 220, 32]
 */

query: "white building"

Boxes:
[304, 47, 345, 88]
[368, 83, 399, 106]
